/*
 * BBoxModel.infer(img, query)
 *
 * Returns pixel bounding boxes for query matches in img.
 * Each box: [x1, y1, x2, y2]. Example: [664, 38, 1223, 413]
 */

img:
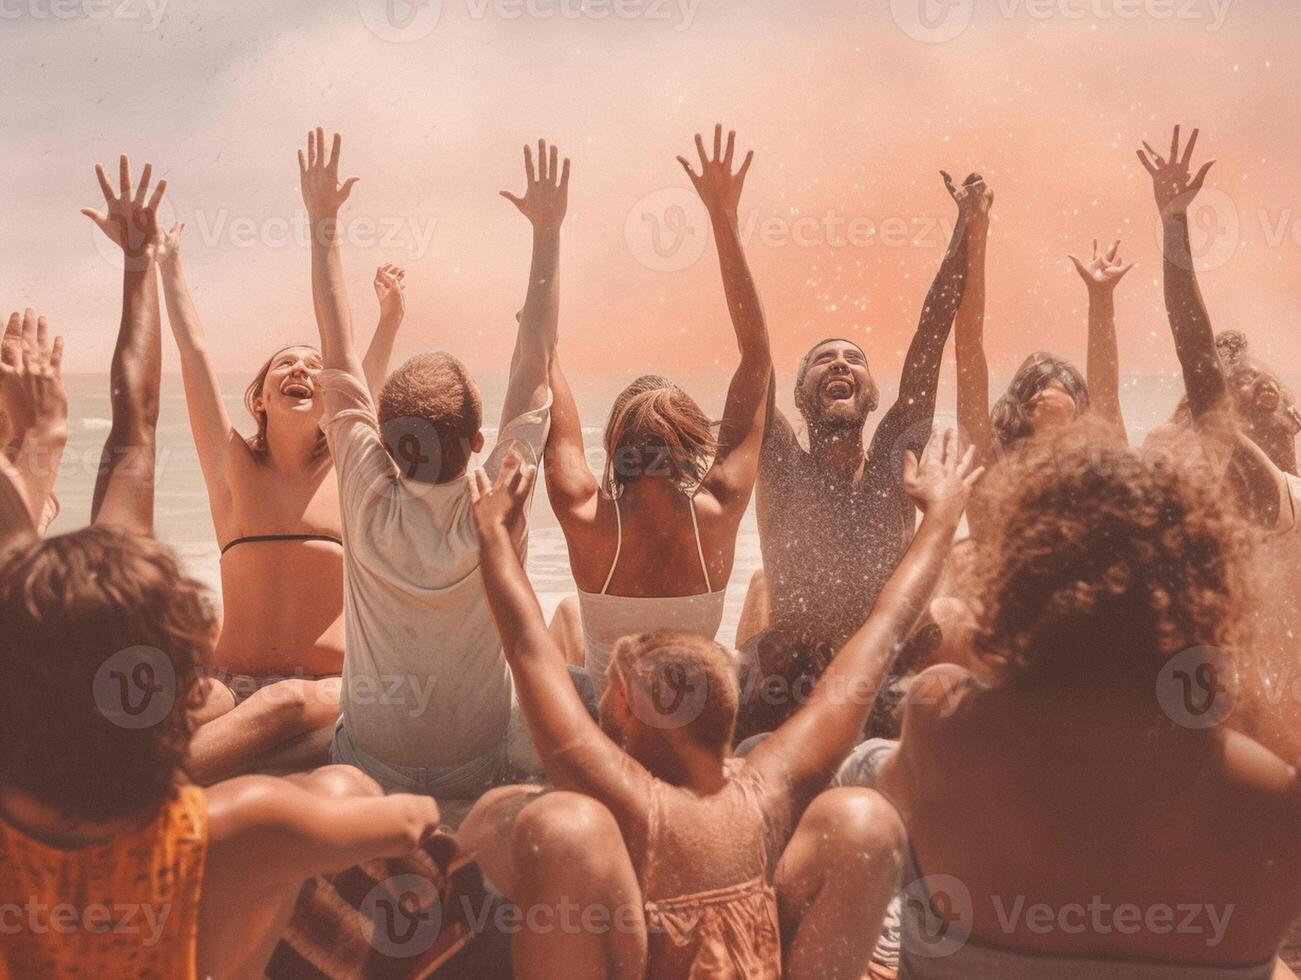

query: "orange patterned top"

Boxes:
[0, 784, 207, 979]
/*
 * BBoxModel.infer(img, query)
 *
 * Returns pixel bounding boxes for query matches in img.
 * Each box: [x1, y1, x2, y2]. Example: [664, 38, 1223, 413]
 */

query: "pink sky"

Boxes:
[4, 0, 1301, 392]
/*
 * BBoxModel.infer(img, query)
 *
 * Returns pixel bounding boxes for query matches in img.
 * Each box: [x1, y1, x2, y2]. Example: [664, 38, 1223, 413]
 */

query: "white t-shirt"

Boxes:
[319, 368, 550, 768]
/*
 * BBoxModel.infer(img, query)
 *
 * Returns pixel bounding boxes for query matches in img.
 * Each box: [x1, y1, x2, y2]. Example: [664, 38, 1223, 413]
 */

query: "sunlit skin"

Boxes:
[1025, 377, 1080, 432]
[798, 341, 878, 434]
[158, 213, 407, 680]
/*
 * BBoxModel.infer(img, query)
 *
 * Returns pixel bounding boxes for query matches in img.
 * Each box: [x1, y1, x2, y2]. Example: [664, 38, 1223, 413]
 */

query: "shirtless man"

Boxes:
[735, 172, 978, 736]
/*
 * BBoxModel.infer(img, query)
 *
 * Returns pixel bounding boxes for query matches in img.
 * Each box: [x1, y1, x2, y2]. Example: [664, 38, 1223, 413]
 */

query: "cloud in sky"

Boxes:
[3, 0, 1300, 394]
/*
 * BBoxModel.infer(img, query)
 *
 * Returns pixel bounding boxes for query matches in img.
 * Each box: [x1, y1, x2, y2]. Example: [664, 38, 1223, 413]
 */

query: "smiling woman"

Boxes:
[153, 215, 409, 774]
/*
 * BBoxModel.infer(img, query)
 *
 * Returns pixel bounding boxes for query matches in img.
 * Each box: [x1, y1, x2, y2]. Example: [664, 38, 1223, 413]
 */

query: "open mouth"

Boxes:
[281, 379, 313, 399]
[823, 377, 855, 401]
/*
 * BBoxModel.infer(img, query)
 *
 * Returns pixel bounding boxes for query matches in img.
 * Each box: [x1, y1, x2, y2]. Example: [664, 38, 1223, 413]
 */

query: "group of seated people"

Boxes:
[0, 121, 1298, 979]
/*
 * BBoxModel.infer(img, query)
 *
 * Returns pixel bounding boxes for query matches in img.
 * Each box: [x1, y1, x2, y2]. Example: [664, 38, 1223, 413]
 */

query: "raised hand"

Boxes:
[153, 221, 186, 266]
[678, 124, 754, 217]
[1069, 239, 1135, 294]
[501, 140, 570, 232]
[942, 171, 994, 225]
[373, 264, 406, 320]
[468, 452, 536, 542]
[902, 427, 982, 516]
[1136, 125, 1215, 217]
[298, 127, 360, 221]
[81, 155, 167, 270]
[0, 310, 66, 440]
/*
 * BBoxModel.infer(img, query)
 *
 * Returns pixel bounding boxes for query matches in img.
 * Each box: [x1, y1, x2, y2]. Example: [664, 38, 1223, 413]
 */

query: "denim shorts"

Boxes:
[330, 665, 597, 799]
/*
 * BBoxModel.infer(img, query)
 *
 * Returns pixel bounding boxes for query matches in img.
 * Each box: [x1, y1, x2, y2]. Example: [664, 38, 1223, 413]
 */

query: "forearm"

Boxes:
[111, 266, 162, 422]
[157, 256, 207, 356]
[14, 424, 66, 525]
[362, 311, 402, 395]
[309, 218, 361, 374]
[954, 227, 992, 458]
[479, 525, 555, 663]
[502, 229, 560, 423]
[710, 209, 769, 362]
[544, 358, 595, 504]
[1162, 213, 1227, 418]
[899, 217, 969, 419]
[1085, 290, 1124, 430]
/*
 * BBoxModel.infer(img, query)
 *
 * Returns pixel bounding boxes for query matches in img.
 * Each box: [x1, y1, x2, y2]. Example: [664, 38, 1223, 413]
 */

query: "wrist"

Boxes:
[28, 417, 68, 446]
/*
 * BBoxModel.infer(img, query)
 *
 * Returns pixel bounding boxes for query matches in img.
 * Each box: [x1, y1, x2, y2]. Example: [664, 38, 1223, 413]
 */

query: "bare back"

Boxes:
[883, 666, 1301, 967]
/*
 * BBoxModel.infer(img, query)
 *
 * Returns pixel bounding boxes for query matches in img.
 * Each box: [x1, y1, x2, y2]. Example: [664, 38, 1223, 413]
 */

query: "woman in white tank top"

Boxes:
[543, 126, 770, 697]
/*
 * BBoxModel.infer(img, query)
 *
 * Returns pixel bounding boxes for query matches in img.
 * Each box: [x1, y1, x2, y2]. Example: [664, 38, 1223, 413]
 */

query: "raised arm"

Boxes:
[543, 353, 599, 521]
[869, 174, 972, 462]
[749, 429, 979, 802]
[154, 223, 246, 505]
[679, 125, 771, 508]
[498, 141, 569, 427]
[299, 128, 363, 378]
[1069, 238, 1134, 436]
[1138, 126, 1289, 525]
[81, 155, 166, 534]
[951, 175, 994, 463]
[361, 263, 406, 395]
[469, 455, 646, 820]
[0, 310, 66, 528]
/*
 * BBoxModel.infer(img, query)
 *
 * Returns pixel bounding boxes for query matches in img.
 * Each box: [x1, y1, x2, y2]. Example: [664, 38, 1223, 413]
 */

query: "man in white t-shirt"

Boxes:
[298, 128, 574, 796]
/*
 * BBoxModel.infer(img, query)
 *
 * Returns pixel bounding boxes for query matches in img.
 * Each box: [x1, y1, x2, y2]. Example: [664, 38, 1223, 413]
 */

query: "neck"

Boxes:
[649, 739, 729, 793]
[808, 423, 866, 479]
[265, 421, 321, 470]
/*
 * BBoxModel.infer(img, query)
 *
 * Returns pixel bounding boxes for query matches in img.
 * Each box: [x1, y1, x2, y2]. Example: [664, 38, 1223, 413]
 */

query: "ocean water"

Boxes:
[48, 369, 1272, 647]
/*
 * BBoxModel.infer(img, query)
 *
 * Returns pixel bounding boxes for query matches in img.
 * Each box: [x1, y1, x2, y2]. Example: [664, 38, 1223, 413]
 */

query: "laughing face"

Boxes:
[1025, 378, 1080, 433]
[255, 346, 324, 431]
[796, 340, 879, 430]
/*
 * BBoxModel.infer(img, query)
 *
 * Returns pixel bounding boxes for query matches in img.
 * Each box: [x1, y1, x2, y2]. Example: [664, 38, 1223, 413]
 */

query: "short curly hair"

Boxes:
[968, 418, 1251, 682]
[0, 526, 214, 821]
[379, 353, 483, 484]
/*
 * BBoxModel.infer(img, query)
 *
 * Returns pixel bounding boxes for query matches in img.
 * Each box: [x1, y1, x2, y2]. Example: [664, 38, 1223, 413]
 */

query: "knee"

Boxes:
[511, 792, 622, 877]
[554, 595, 580, 627]
[804, 788, 905, 880]
[248, 677, 339, 731]
[301, 763, 383, 799]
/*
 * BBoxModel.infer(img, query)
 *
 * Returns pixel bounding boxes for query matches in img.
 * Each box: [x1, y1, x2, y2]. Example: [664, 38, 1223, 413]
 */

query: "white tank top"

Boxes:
[577, 494, 728, 699]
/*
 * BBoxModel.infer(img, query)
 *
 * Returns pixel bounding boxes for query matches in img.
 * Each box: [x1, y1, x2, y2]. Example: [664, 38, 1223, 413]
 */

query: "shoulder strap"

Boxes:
[688, 495, 713, 593]
[599, 497, 623, 595]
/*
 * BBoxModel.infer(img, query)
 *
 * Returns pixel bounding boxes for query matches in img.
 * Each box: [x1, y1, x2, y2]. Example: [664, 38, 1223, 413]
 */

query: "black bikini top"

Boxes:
[219, 533, 343, 557]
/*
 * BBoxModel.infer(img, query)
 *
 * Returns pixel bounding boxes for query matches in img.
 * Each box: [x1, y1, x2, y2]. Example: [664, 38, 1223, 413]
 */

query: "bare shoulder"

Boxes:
[900, 663, 979, 731]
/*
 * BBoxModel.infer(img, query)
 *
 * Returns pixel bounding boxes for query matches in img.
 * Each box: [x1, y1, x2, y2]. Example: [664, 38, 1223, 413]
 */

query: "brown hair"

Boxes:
[0, 526, 214, 821]
[601, 376, 716, 496]
[608, 630, 738, 753]
[243, 344, 324, 455]
[378, 353, 484, 484]
[969, 418, 1250, 684]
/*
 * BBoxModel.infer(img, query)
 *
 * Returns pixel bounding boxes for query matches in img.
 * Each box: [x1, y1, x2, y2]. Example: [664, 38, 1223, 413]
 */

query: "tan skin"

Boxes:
[0, 764, 440, 979]
[466, 430, 980, 978]
[0, 309, 66, 533]
[953, 179, 1132, 466]
[546, 125, 769, 598]
[156, 224, 408, 679]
